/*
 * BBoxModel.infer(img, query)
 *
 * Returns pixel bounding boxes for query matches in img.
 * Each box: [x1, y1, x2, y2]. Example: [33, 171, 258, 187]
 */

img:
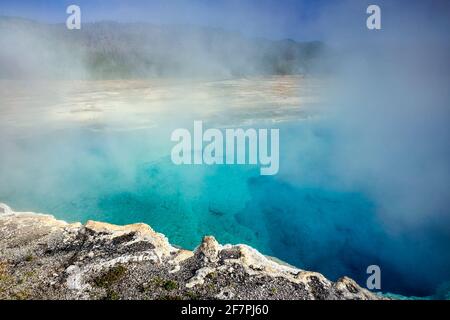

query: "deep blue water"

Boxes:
[1, 120, 450, 298]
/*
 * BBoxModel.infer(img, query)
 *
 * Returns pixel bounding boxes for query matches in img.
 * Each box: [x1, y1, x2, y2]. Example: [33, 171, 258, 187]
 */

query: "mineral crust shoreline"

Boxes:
[0, 203, 383, 300]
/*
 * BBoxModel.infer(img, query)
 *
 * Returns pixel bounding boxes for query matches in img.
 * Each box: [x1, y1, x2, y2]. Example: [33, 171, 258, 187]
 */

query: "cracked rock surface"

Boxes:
[0, 203, 383, 300]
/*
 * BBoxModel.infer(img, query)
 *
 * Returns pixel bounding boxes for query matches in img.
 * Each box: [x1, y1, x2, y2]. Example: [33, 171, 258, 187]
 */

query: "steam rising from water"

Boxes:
[318, 0, 450, 229]
[278, 0, 450, 296]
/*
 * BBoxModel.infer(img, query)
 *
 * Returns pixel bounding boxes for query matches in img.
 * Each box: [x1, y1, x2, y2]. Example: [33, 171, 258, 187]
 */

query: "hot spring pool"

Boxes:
[0, 78, 449, 298]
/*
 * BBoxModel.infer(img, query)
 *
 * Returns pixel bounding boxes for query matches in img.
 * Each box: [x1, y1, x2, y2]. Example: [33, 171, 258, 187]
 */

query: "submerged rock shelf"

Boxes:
[0, 203, 381, 300]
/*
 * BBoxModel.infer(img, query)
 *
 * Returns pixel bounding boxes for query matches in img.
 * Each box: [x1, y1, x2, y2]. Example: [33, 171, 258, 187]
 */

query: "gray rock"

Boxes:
[0, 204, 385, 300]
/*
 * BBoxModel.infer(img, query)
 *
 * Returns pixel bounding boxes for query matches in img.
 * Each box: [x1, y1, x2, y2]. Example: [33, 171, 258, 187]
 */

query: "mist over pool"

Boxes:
[1, 77, 449, 298]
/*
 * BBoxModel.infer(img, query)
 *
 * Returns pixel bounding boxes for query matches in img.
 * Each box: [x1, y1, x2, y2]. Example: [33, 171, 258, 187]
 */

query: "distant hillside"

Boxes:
[0, 17, 332, 79]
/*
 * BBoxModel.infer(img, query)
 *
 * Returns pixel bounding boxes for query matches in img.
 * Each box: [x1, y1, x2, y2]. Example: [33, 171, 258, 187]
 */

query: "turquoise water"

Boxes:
[1, 120, 449, 298]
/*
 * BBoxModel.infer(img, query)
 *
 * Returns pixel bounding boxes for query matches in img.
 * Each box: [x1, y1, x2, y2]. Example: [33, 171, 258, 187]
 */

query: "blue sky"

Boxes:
[0, 0, 447, 41]
[0, 0, 342, 40]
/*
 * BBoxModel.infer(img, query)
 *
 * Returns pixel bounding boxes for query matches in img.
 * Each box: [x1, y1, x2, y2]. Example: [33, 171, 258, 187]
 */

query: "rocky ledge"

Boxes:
[0, 203, 382, 300]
